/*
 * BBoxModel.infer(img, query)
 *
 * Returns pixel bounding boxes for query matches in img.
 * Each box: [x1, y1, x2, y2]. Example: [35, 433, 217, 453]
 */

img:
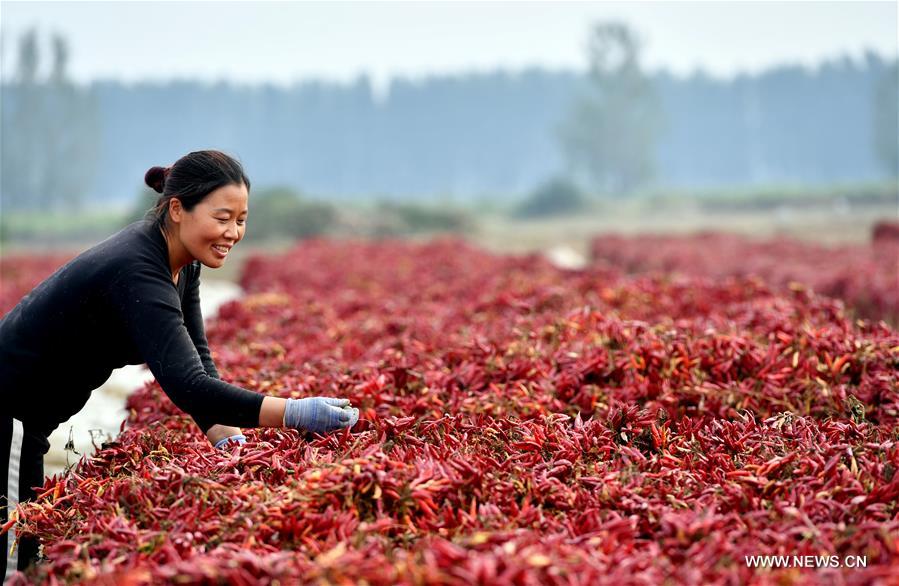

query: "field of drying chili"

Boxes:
[3, 236, 898, 585]
[590, 229, 899, 326]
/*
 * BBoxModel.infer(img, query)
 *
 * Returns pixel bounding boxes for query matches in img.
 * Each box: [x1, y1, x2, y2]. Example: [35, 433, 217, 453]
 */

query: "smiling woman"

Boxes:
[146, 161, 249, 278]
[0, 149, 359, 577]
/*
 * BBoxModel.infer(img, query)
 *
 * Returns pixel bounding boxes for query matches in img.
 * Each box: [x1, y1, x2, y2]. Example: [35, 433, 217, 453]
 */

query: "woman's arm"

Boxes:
[110, 265, 350, 437]
[182, 262, 236, 442]
[259, 396, 288, 427]
[182, 264, 286, 433]
[109, 265, 265, 428]
[207, 397, 286, 443]
[182, 262, 220, 379]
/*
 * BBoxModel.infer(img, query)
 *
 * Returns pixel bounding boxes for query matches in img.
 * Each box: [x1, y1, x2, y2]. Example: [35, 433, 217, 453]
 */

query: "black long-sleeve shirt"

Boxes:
[0, 219, 264, 438]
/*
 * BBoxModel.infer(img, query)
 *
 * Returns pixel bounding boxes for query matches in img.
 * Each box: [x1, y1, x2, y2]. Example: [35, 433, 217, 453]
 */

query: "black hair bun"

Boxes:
[145, 166, 168, 194]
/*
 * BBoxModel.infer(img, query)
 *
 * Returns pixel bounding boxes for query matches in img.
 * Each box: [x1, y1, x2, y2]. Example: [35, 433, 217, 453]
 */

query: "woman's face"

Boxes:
[172, 183, 249, 269]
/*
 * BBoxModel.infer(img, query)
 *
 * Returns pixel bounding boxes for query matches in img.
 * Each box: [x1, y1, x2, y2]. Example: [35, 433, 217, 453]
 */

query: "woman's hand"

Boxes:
[258, 395, 359, 433]
[207, 424, 246, 449]
[214, 434, 247, 449]
[284, 397, 359, 434]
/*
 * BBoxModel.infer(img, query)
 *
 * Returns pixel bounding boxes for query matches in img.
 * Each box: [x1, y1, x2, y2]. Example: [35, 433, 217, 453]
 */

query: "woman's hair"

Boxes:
[144, 150, 251, 228]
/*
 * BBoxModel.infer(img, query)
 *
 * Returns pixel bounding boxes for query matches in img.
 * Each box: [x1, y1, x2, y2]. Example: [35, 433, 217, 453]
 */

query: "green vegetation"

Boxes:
[367, 201, 474, 237]
[512, 177, 587, 219]
[241, 187, 337, 242]
[0, 209, 127, 247]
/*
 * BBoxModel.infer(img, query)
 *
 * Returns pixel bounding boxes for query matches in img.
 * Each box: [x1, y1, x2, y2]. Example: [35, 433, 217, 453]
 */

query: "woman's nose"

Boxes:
[224, 223, 240, 240]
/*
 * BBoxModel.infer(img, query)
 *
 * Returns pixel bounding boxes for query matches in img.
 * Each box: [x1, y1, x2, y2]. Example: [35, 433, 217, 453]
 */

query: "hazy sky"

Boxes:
[2, 1, 896, 96]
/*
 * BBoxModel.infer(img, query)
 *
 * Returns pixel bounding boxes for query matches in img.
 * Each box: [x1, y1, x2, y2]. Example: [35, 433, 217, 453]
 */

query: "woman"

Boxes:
[0, 150, 358, 578]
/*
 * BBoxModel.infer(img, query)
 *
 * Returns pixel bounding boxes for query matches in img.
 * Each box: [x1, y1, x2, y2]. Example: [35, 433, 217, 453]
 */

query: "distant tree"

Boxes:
[873, 61, 898, 178]
[16, 28, 39, 84]
[0, 29, 100, 212]
[559, 22, 663, 196]
[42, 33, 101, 209]
[1, 30, 42, 211]
[49, 33, 68, 84]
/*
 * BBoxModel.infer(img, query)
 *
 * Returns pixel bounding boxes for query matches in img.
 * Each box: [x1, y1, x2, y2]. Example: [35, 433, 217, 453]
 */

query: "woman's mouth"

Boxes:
[212, 244, 231, 258]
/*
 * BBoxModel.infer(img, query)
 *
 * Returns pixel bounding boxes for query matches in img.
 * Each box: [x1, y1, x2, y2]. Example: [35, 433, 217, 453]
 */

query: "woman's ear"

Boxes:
[168, 197, 184, 224]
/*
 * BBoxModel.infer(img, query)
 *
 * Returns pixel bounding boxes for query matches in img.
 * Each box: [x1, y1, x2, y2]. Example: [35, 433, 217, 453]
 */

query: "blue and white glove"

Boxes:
[214, 434, 247, 449]
[284, 397, 359, 434]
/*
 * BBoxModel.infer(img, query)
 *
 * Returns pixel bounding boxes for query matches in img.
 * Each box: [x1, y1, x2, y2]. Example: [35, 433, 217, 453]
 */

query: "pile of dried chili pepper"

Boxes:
[7, 238, 898, 584]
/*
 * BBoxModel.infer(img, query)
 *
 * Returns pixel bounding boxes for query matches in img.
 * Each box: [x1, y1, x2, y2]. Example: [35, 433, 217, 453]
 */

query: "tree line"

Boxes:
[1, 25, 896, 213]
